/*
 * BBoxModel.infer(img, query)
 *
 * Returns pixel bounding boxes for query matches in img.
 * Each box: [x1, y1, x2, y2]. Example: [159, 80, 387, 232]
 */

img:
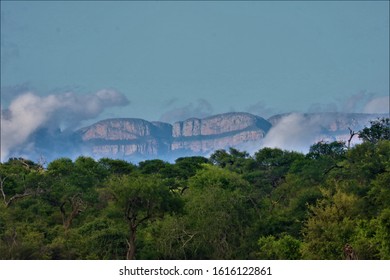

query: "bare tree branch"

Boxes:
[60, 193, 87, 230]
[0, 176, 8, 205]
[347, 127, 358, 149]
[1, 175, 35, 207]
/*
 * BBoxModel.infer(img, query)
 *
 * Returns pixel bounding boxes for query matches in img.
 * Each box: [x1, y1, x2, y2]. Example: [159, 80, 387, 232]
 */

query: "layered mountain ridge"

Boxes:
[75, 112, 386, 161]
[77, 112, 271, 159]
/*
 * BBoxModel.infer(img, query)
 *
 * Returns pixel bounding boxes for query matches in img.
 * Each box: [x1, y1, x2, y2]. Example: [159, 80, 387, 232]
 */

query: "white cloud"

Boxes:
[1, 89, 129, 161]
[262, 113, 322, 152]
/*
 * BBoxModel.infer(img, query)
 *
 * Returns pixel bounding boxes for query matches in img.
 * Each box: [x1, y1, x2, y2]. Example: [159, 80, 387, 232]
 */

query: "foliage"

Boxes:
[0, 120, 389, 259]
[104, 173, 182, 259]
[358, 117, 390, 144]
[307, 141, 346, 160]
[257, 234, 302, 260]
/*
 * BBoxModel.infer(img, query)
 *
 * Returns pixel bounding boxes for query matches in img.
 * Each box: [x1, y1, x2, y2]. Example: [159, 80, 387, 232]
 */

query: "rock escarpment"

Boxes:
[78, 118, 172, 158]
[171, 113, 271, 153]
[76, 112, 385, 160]
[78, 113, 271, 159]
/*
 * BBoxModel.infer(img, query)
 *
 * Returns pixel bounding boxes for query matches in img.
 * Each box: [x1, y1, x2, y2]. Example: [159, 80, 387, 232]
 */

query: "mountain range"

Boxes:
[9, 111, 386, 162]
[70, 111, 385, 162]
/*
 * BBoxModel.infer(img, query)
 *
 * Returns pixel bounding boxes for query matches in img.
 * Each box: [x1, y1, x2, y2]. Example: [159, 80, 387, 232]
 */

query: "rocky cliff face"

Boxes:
[172, 113, 270, 137]
[76, 112, 385, 160]
[78, 118, 172, 157]
[77, 113, 271, 159]
[171, 130, 266, 153]
[171, 113, 271, 153]
[80, 118, 157, 141]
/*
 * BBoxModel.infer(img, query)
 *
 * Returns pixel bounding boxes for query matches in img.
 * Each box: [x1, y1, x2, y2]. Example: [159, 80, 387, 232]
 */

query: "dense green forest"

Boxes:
[1, 118, 389, 260]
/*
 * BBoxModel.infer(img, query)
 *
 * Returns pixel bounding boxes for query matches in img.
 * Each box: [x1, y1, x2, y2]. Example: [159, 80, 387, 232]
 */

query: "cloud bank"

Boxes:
[1, 89, 129, 161]
[1, 89, 387, 161]
[262, 113, 323, 152]
[262, 99, 388, 153]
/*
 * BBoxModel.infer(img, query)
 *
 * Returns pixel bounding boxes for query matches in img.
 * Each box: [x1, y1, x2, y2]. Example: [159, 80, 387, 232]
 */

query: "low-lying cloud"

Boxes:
[262, 113, 323, 152]
[1, 89, 129, 161]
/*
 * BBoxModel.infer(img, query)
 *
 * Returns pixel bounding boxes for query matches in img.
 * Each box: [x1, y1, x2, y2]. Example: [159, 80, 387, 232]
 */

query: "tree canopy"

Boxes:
[1, 118, 389, 259]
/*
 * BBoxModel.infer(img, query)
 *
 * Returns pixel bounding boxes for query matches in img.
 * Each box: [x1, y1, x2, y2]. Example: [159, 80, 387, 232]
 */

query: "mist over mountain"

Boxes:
[1, 110, 387, 163]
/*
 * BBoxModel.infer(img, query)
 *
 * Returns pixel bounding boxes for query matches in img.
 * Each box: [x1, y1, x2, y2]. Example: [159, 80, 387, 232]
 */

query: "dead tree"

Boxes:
[347, 127, 358, 150]
[125, 198, 153, 260]
[60, 193, 86, 230]
[0, 176, 34, 208]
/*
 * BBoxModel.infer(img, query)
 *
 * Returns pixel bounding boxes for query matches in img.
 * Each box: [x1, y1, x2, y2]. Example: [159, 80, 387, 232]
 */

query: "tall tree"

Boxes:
[176, 165, 254, 259]
[106, 174, 181, 260]
[45, 157, 102, 230]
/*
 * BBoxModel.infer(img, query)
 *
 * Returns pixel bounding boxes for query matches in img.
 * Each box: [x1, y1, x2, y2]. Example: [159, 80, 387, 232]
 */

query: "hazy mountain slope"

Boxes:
[77, 112, 272, 160]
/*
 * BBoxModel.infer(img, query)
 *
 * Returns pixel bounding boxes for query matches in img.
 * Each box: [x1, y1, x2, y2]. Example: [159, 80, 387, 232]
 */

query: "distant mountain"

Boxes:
[12, 111, 386, 162]
[73, 112, 387, 161]
[76, 112, 271, 161]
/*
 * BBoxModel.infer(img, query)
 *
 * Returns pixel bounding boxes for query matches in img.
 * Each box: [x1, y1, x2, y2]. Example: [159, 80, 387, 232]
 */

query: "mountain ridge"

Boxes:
[76, 112, 271, 160]
[74, 111, 387, 161]
[5, 111, 386, 162]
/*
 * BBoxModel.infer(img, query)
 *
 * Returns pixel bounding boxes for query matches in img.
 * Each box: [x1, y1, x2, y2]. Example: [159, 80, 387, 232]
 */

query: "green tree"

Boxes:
[98, 158, 135, 176]
[174, 156, 209, 179]
[307, 141, 346, 160]
[257, 234, 302, 259]
[359, 117, 390, 144]
[106, 174, 181, 260]
[374, 209, 390, 259]
[76, 217, 128, 259]
[0, 158, 45, 208]
[251, 148, 304, 188]
[174, 165, 254, 259]
[45, 157, 101, 230]
[301, 188, 359, 259]
[210, 148, 253, 173]
[138, 159, 170, 175]
[358, 118, 390, 144]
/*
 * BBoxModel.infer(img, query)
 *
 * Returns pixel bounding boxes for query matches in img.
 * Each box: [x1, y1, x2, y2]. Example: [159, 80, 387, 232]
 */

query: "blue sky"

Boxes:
[1, 1, 389, 125]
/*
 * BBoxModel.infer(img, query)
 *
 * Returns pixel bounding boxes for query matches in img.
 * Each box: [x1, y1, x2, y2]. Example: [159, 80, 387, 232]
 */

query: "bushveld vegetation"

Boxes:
[1, 118, 389, 260]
